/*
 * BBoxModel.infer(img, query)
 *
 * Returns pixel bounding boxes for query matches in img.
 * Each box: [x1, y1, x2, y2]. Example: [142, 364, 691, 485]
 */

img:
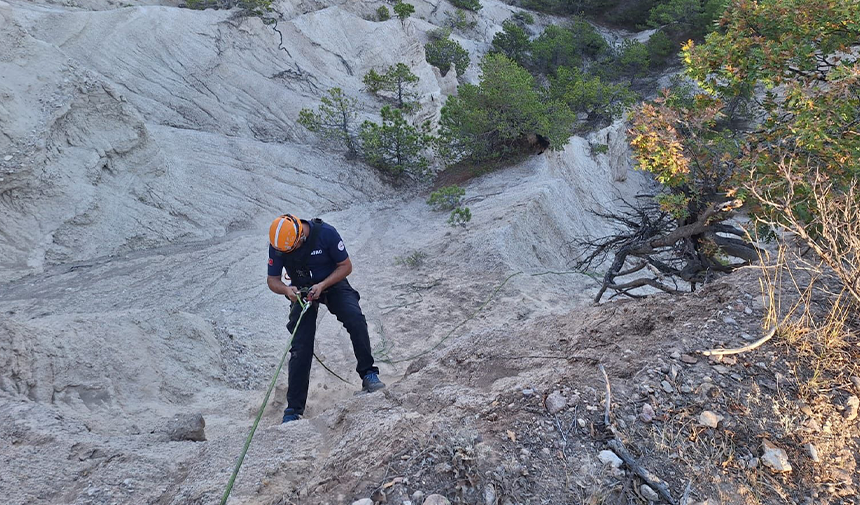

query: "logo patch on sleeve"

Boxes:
[268, 258, 274, 266]
[337, 240, 345, 251]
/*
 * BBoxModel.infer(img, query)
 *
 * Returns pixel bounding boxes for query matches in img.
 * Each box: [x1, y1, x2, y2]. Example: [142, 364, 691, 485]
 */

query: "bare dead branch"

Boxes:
[699, 326, 778, 356]
[598, 364, 611, 426]
[607, 439, 677, 505]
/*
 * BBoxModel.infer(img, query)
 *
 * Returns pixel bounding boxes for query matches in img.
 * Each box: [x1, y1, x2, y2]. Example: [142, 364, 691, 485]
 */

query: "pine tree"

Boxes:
[297, 88, 360, 157]
[362, 63, 420, 111]
[359, 106, 432, 178]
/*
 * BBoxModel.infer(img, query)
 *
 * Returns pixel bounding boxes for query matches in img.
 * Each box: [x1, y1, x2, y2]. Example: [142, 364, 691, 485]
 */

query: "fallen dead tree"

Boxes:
[575, 196, 758, 302]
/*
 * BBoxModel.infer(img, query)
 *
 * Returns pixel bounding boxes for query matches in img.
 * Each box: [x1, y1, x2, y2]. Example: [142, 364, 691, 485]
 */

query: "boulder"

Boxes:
[165, 413, 206, 442]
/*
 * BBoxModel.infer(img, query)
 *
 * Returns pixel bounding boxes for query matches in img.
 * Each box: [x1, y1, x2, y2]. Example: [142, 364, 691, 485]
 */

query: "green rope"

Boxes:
[309, 307, 352, 384]
[313, 352, 351, 384]
[219, 298, 311, 505]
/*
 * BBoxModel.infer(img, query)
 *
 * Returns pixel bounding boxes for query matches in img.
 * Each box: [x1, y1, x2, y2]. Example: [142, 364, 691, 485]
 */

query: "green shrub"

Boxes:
[424, 36, 470, 77]
[590, 142, 609, 155]
[427, 185, 466, 211]
[522, 0, 616, 16]
[449, 0, 481, 11]
[531, 20, 607, 75]
[448, 207, 472, 227]
[394, 250, 427, 268]
[511, 11, 534, 25]
[531, 25, 581, 75]
[376, 5, 390, 20]
[445, 9, 477, 31]
[645, 31, 675, 68]
[393, 1, 415, 20]
[548, 66, 636, 126]
[490, 21, 531, 67]
[359, 106, 432, 178]
[647, 0, 728, 39]
[185, 0, 272, 16]
[612, 39, 650, 83]
[428, 27, 453, 41]
[438, 54, 576, 163]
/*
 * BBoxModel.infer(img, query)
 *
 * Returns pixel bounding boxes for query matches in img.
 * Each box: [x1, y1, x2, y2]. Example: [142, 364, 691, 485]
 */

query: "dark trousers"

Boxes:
[285, 279, 378, 415]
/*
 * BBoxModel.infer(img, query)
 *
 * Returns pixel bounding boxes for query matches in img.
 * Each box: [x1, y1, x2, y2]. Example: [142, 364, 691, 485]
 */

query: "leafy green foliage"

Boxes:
[448, 207, 472, 227]
[363, 63, 420, 111]
[184, 0, 272, 16]
[519, 0, 725, 43]
[644, 31, 675, 68]
[427, 185, 466, 211]
[589, 142, 609, 155]
[393, 1, 415, 20]
[438, 54, 576, 163]
[682, 0, 860, 224]
[359, 106, 432, 179]
[298, 88, 360, 157]
[521, 0, 615, 16]
[424, 36, 470, 77]
[647, 0, 727, 39]
[376, 5, 390, 20]
[394, 250, 428, 268]
[655, 193, 690, 219]
[427, 27, 453, 41]
[621, 0, 859, 293]
[490, 21, 531, 67]
[445, 9, 478, 31]
[450, 0, 482, 11]
[549, 66, 636, 127]
[612, 39, 650, 83]
[428, 185, 471, 226]
[511, 11, 534, 25]
[531, 25, 581, 75]
[530, 20, 608, 75]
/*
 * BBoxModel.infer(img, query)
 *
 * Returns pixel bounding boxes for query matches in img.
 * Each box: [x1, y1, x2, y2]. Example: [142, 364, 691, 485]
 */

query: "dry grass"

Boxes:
[754, 238, 860, 400]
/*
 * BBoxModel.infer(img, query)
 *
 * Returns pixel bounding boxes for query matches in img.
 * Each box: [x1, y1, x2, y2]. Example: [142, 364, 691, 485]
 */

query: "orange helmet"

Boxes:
[269, 214, 304, 252]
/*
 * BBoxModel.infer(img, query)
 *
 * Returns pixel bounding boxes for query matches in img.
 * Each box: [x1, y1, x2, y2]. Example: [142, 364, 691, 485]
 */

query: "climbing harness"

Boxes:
[275, 217, 323, 289]
[219, 294, 312, 505]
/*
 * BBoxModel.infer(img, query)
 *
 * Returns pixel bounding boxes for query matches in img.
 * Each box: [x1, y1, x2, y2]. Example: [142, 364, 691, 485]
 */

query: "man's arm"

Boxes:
[307, 257, 353, 301]
[267, 275, 300, 302]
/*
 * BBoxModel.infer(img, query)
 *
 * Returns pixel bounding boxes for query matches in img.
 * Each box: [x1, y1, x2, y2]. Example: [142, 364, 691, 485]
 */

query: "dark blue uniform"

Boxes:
[267, 221, 347, 285]
[268, 220, 378, 416]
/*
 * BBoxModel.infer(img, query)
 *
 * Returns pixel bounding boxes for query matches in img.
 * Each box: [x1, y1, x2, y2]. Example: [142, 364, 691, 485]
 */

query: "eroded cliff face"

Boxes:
[0, 1, 655, 504]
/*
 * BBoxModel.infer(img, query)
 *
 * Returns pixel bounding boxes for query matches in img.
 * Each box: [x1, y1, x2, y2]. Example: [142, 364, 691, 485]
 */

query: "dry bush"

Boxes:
[744, 156, 860, 396]
[749, 160, 860, 307]
[756, 242, 858, 398]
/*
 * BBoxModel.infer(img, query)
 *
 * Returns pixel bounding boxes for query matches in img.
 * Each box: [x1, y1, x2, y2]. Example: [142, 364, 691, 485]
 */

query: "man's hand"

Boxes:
[307, 283, 326, 301]
[285, 285, 300, 302]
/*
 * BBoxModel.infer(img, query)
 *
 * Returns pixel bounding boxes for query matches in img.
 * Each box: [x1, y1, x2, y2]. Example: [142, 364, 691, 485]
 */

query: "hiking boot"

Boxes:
[361, 372, 385, 393]
[282, 408, 301, 423]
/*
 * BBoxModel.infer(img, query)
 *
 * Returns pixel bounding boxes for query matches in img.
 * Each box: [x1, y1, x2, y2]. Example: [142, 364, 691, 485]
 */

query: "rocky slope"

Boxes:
[0, 0, 650, 503]
[3, 1, 856, 504]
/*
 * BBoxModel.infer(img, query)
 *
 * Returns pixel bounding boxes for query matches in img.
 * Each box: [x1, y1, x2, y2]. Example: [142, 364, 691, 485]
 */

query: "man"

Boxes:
[266, 214, 385, 423]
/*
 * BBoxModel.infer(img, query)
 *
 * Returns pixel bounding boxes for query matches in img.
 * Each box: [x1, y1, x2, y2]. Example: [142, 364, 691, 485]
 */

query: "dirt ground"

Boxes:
[321, 268, 860, 505]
